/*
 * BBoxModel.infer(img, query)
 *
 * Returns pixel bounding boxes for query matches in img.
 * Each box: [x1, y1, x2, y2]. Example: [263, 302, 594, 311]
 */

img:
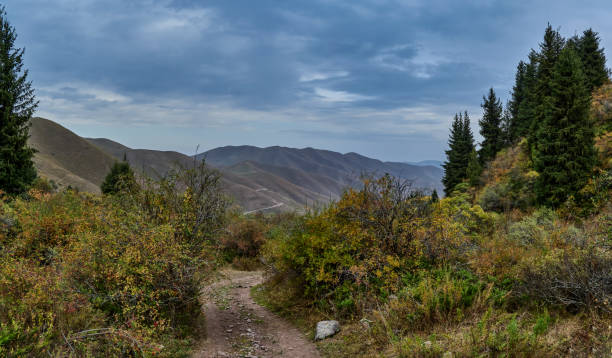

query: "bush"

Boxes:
[385, 268, 491, 330]
[263, 175, 493, 316]
[0, 160, 228, 356]
[519, 247, 612, 312]
[507, 208, 556, 246]
[221, 218, 266, 260]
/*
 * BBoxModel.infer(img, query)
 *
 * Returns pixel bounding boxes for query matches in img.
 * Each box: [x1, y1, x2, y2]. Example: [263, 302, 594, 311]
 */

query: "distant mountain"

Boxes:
[30, 118, 443, 213]
[198, 145, 444, 195]
[85, 138, 311, 212]
[407, 160, 443, 168]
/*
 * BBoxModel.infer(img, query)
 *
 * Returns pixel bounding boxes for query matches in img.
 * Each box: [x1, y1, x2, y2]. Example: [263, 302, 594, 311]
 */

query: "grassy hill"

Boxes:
[28, 117, 116, 193]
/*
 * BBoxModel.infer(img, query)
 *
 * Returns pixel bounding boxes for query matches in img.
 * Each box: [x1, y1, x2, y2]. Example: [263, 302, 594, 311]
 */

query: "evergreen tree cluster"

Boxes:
[443, 24, 608, 206]
[508, 25, 608, 144]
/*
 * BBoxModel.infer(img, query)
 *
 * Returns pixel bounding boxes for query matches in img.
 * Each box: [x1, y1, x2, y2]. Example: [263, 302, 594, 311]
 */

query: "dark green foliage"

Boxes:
[442, 112, 475, 195]
[430, 189, 439, 203]
[529, 25, 566, 149]
[466, 149, 482, 186]
[101, 161, 136, 195]
[0, 7, 37, 195]
[500, 105, 513, 147]
[515, 52, 539, 140]
[507, 61, 527, 143]
[575, 29, 609, 92]
[533, 46, 597, 207]
[478, 88, 504, 164]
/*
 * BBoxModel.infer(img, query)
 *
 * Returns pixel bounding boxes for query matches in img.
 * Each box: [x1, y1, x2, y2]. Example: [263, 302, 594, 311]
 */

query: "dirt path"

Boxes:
[192, 270, 320, 358]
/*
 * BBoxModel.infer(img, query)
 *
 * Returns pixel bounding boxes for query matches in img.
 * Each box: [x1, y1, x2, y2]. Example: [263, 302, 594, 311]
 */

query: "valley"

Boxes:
[29, 117, 443, 213]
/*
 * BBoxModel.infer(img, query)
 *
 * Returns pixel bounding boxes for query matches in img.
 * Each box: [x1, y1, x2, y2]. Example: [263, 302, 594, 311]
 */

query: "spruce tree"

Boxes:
[430, 189, 439, 203]
[529, 25, 565, 148]
[500, 105, 512, 147]
[478, 88, 504, 164]
[533, 46, 597, 207]
[0, 6, 37, 194]
[507, 61, 527, 143]
[515, 51, 539, 140]
[442, 114, 464, 196]
[101, 161, 136, 195]
[442, 112, 475, 195]
[466, 149, 482, 186]
[576, 28, 609, 92]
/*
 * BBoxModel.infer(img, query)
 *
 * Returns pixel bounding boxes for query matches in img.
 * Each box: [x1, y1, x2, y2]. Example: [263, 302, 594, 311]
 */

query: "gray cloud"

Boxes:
[4, 0, 612, 161]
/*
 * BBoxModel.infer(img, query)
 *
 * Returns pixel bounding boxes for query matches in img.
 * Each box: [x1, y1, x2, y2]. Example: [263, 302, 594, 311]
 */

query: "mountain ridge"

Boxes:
[30, 118, 443, 213]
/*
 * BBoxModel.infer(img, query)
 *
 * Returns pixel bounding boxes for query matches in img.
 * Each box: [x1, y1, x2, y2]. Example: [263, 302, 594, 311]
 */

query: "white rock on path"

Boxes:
[315, 320, 340, 340]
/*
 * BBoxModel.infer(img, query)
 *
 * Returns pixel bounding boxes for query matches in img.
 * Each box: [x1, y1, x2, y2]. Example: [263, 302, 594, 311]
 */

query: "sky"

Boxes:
[4, 0, 612, 162]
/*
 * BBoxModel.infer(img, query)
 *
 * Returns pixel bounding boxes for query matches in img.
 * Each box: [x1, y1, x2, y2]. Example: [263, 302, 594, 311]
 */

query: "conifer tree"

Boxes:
[576, 28, 609, 92]
[515, 51, 539, 140]
[0, 6, 37, 194]
[101, 161, 136, 195]
[442, 114, 464, 196]
[530, 25, 565, 147]
[507, 61, 526, 143]
[500, 105, 512, 147]
[533, 46, 597, 207]
[442, 112, 475, 195]
[430, 189, 439, 203]
[478, 88, 504, 164]
[466, 149, 482, 186]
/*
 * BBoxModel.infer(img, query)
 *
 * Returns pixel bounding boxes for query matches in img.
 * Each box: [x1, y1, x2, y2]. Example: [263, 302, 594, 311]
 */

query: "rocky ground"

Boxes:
[193, 269, 320, 358]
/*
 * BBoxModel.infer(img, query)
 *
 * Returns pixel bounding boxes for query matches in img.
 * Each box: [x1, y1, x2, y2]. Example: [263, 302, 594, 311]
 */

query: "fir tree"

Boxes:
[442, 112, 475, 196]
[0, 6, 37, 194]
[529, 25, 565, 148]
[533, 46, 597, 207]
[576, 28, 609, 91]
[101, 161, 136, 195]
[466, 149, 482, 186]
[442, 114, 463, 196]
[430, 189, 439, 203]
[515, 51, 539, 140]
[478, 88, 504, 164]
[507, 61, 526, 143]
[500, 104, 513, 147]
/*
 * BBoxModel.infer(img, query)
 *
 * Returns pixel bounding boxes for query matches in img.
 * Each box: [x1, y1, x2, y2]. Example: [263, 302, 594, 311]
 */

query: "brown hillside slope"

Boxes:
[28, 117, 116, 193]
[86, 137, 311, 212]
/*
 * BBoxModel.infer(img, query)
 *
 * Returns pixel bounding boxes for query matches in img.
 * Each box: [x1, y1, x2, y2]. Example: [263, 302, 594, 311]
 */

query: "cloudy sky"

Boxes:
[5, 0, 612, 161]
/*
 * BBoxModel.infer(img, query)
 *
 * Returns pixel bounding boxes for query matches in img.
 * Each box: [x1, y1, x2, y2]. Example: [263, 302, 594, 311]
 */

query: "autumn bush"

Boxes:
[263, 175, 494, 316]
[220, 216, 266, 271]
[258, 167, 610, 357]
[0, 161, 228, 357]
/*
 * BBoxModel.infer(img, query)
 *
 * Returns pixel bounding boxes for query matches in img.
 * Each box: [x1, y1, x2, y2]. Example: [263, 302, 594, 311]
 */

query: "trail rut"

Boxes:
[192, 270, 320, 358]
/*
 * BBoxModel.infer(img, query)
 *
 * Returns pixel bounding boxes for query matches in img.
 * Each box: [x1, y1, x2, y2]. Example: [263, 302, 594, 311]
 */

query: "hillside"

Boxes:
[86, 138, 309, 212]
[28, 117, 116, 193]
[199, 145, 444, 195]
[30, 119, 443, 212]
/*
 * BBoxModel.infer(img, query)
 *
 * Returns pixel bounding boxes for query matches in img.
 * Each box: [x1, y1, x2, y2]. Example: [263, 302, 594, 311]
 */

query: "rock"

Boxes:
[315, 320, 340, 340]
[442, 352, 454, 358]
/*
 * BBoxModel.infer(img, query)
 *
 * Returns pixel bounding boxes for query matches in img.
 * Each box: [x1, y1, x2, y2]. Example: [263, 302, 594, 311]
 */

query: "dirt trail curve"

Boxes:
[192, 270, 320, 358]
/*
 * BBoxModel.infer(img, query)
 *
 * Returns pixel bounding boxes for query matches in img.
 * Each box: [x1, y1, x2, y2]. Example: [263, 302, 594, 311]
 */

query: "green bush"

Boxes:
[507, 208, 556, 246]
